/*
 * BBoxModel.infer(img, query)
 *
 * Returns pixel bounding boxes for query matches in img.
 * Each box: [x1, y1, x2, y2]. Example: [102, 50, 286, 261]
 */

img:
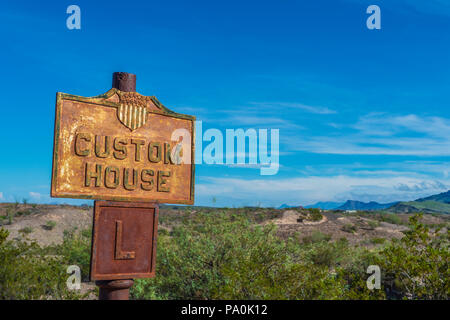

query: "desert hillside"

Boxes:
[1, 203, 448, 300]
[1, 203, 448, 247]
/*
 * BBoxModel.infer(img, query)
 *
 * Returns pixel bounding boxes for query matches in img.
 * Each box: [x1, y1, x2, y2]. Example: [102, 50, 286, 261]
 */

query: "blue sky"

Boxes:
[1, 0, 450, 207]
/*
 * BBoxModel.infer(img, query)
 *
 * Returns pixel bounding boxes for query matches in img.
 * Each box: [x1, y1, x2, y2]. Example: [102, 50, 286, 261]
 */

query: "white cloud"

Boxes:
[29, 192, 41, 200]
[286, 113, 450, 156]
[0, 192, 3, 200]
[251, 102, 337, 115]
[196, 175, 449, 207]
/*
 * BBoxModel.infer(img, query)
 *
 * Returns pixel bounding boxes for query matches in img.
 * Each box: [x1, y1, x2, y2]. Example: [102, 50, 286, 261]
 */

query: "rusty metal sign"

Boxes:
[51, 88, 195, 204]
[90, 201, 158, 280]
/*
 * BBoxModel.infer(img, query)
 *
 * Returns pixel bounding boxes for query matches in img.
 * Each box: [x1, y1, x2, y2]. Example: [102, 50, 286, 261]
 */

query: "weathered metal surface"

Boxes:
[112, 72, 136, 92]
[96, 279, 134, 300]
[90, 201, 159, 280]
[50, 87, 195, 204]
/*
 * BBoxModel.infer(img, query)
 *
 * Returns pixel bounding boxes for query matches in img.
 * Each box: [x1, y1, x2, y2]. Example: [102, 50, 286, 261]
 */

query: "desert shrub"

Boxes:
[306, 208, 323, 221]
[375, 214, 449, 299]
[380, 214, 402, 225]
[44, 220, 57, 230]
[371, 238, 386, 245]
[302, 231, 331, 244]
[367, 220, 380, 230]
[307, 244, 337, 267]
[131, 212, 384, 300]
[18, 226, 33, 235]
[80, 204, 91, 211]
[342, 224, 357, 233]
[158, 228, 169, 236]
[16, 209, 32, 216]
[6, 206, 14, 225]
[48, 228, 92, 282]
[0, 228, 83, 299]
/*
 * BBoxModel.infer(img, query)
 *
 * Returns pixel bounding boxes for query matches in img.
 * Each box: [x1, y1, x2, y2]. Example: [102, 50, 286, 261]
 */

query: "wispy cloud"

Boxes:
[251, 102, 337, 115]
[286, 113, 450, 156]
[29, 192, 41, 200]
[217, 115, 304, 130]
[196, 174, 449, 207]
[0, 192, 3, 200]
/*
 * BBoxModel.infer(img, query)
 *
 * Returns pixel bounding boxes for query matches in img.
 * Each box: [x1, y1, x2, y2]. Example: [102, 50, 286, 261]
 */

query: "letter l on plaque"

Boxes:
[115, 220, 135, 260]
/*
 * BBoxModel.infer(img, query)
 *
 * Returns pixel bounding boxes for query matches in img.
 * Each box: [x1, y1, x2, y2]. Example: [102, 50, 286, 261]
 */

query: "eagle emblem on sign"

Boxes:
[116, 91, 153, 131]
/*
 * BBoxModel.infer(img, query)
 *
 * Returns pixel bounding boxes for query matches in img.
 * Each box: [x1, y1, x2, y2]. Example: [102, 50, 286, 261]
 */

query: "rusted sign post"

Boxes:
[91, 201, 158, 299]
[51, 72, 195, 299]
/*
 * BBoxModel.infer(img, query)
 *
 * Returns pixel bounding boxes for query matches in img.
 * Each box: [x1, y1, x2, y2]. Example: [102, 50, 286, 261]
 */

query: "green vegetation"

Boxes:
[16, 209, 32, 216]
[0, 228, 84, 299]
[380, 214, 403, 225]
[48, 227, 92, 281]
[0, 208, 447, 300]
[80, 204, 91, 210]
[348, 211, 404, 225]
[131, 212, 448, 300]
[370, 238, 386, 245]
[302, 231, 331, 244]
[6, 206, 14, 225]
[390, 200, 450, 214]
[367, 220, 380, 230]
[341, 224, 357, 233]
[44, 220, 57, 230]
[375, 214, 449, 299]
[305, 208, 323, 221]
[131, 212, 363, 300]
[18, 226, 33, 235]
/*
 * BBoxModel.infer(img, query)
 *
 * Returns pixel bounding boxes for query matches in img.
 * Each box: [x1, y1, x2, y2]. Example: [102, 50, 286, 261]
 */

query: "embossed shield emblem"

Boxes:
[117, 92, 152, 131]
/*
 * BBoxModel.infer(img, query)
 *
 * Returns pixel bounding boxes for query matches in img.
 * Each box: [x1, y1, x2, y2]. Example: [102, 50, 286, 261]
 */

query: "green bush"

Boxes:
[44, 220, 57, 230]
[0, 228, 83, 300]
[131, 212, 381, 300]
[367, 220, 380, 230]
[375, 214, 449, 299]
[46, 228, 92, 282]
[306, 208, 323, 221]
[371, 238, 386, 245]
[341, 224, 357, 233]
[302, 231, 331, 244]
[381, 214, 402, 225]
[18, 226, 33, 235]
[16, 209, 32, 216]
[1, 209, 447, 300]
[6, 206, 14, 225]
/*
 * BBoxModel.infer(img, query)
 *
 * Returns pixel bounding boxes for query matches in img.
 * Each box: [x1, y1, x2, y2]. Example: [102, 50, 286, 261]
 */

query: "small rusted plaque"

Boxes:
[51, 88, 195, 204]
[90, 201, 158, 280]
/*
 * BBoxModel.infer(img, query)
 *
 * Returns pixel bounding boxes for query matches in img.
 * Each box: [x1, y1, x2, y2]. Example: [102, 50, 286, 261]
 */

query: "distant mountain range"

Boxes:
[304, 202, 344, 210]
[300, 190, 450, 214]
[388, 190, 450, 214]
[415, 190, 450, 203]
[278, 204, 294, 209]
[336, 200, 398, 211]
